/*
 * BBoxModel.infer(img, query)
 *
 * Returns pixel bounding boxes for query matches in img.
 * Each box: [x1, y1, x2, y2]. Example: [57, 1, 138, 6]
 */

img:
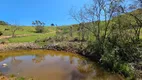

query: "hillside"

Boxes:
[0, 25, 56, 43]
[0, 8, 142, 44]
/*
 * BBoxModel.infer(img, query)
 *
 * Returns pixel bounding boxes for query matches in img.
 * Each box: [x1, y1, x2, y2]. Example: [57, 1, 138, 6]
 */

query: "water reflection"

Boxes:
[11, 57, 22, 66]
[0, 50, 124, 80]
[32, 54, 45, 64]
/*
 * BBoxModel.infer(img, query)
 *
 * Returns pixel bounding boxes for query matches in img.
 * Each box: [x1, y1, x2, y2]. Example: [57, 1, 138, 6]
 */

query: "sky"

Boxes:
[0, 0, 89, 26]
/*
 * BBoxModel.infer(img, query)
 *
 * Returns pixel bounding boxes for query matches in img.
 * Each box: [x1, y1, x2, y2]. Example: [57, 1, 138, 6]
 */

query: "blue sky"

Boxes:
[0, 0, 89, 26]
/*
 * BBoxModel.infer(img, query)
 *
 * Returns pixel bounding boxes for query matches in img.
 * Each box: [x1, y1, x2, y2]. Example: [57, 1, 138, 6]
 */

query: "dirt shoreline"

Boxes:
[0, 42, 83, 53]
[0, 42, 41, 52]
[0, 42, 94, 63]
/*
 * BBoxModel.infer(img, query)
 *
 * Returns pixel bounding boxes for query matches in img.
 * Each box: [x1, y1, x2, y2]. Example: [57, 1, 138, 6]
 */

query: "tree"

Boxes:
[32, 21, 35, 27]
[11, 25, 22, 37]
[32, 20, 45, 33]
[51, 23, 55, 26]
[70, 0, 120, 44]
[69, 26, 73, 37]
[79, 23, 87, 41]
[70, 0, 142, 78]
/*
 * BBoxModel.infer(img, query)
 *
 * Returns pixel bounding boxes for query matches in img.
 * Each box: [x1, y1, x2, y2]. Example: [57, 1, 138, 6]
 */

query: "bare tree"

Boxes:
[70, 0, 123, 44]
[32, 21, 35, 27]
[11, 25, 22, 37]
[70, 0, 142, 79]
[79, 23, 86, 41]
[69, 26, 73, 37]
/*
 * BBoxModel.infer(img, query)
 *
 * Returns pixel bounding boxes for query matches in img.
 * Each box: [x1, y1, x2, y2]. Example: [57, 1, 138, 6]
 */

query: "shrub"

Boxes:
[32, 20, 45, 33]
[35, 26, 44, 33]
[85, 32, 142, 79]
[0, 31, 3, 36]
[17, 77, 25, 80]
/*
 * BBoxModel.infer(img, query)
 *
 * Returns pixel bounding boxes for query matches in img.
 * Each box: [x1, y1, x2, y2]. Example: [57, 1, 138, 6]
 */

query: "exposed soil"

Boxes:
[0, 36, 11, 39]
[0, 42, 40, 52]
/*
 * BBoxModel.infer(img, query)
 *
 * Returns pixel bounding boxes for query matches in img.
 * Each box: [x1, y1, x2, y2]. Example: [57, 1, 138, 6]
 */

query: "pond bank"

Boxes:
[0, 42, 40, 52]
[0, 42, 85, 54]
[0, 42, 94, 60]
[0, 75, 32, 80]
[0, 42, 141, 80]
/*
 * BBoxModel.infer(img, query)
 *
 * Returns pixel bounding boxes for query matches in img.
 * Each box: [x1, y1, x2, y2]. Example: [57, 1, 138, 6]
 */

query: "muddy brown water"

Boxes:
[0, 50, 124, 80]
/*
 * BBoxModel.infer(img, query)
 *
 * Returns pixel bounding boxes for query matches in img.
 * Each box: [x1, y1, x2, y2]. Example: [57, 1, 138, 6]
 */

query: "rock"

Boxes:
[2, 63, 8, 67]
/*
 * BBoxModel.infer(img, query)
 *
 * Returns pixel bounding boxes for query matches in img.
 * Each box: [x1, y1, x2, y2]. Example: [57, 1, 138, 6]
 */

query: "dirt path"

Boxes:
[0, 31, 56, 40]
[0, 34, 33, 40]
[0, 36, 11, 39]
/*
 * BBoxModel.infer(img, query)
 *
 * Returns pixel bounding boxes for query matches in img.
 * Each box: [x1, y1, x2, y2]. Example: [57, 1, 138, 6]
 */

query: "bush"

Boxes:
[100, 46, 135, 77]
[32, 20, 45, 33]
[84, 40, 104, 60]
[0, 31, 3, 36]
[35, 26, 44, 33]
[85, 33, 142, 79]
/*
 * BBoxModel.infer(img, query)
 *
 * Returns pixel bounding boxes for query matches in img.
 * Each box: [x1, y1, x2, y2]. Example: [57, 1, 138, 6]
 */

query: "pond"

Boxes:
[0, 50, 124, 80]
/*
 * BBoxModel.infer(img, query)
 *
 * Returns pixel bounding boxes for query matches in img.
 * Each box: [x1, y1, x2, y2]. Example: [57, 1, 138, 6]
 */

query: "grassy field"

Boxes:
[0, 25, 56, 43]
[8, 32, 55, 43]
[0, 24, 142, 43]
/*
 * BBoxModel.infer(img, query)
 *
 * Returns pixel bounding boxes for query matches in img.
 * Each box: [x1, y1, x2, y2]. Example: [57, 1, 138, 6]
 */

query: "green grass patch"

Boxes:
[8, 32, 56, 43]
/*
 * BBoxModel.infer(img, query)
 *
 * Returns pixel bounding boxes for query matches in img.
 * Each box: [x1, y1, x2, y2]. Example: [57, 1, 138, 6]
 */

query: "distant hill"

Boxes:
[0, 20, 8, 25]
